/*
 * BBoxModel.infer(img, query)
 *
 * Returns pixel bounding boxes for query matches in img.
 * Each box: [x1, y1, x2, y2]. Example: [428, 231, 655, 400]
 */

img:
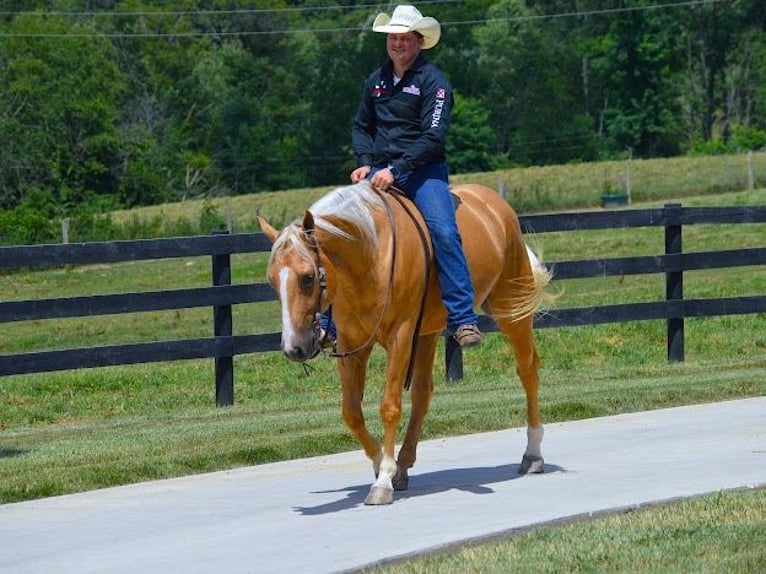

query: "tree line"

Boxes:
[0, 0, 764, 220]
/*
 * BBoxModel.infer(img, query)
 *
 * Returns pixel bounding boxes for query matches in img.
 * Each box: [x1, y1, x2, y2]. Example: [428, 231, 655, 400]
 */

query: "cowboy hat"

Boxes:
[372, 5, 441, 49]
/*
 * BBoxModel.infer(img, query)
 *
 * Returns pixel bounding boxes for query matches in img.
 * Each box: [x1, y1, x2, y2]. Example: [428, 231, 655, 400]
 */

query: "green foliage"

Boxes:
[117, 130, 173, 208]
[0, 197, 239, 245]
[691, 126, 766, 155]
[596, 6, 685, 157]
[447, 93, 502, 174]
[0, 205, 57, 245]
[0, 2, 764, 215]
[732, 126, 766, 150]
[0, 13, 126, 208]
[199, 199, 226, 233]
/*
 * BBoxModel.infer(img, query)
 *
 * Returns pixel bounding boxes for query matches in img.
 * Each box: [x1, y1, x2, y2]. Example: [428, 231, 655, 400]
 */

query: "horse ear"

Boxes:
[257, 216, 279, 243]
[302, 210, 315, 232]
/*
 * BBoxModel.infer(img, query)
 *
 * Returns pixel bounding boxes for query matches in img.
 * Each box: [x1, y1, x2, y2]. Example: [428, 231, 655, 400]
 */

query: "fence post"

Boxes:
[625, 147, 632, 204]
[444, 333, 463, 382]
[212, 230, 234, 406]
[61, 218, 69, 244]
[664, 203, 684, 362]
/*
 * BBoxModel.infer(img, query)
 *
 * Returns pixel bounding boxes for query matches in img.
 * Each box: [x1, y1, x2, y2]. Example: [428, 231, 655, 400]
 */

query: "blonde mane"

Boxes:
[308, 181, 382, 244]
[269, 181, 383, 267]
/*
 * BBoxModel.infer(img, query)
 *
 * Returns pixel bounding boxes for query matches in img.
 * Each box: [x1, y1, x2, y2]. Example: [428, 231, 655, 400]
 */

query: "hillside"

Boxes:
[103, 152, 766, 236]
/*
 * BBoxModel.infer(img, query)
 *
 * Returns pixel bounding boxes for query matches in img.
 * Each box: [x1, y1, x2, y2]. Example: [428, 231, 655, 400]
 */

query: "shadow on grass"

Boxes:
[294, 462, 566, 516]
[0, 448, 27, 459]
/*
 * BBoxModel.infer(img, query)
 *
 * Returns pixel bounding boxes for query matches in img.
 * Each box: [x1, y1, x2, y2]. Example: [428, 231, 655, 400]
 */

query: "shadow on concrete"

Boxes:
[294, 462, 566, 515]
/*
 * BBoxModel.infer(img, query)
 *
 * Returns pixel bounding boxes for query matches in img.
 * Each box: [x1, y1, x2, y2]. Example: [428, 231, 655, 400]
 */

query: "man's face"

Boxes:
[386, 32, 423, 70]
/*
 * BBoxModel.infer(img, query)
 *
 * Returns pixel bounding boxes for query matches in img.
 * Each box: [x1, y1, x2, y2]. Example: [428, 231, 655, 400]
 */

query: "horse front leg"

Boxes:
[394, 333, 439, 492]
[363, 344, 412, 505]
[338, 351, 383, 474]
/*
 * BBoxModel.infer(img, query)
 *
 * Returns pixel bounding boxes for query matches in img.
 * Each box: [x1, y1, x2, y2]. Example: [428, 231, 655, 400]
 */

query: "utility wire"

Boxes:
[0, 0, 462, 18]
[0, 0, 731, 38]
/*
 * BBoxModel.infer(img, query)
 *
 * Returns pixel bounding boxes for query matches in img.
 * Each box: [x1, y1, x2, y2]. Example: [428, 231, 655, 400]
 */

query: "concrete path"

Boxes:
[1, 397, 764, 574]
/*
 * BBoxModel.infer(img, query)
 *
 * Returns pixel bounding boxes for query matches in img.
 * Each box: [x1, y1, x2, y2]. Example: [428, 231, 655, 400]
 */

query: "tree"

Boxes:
[1, 0, 765, 216]
[0, 14, 126, 209]
[473, 0, 598, 164]
[447, 93, 501, 174]
[679, 0, 766, 151]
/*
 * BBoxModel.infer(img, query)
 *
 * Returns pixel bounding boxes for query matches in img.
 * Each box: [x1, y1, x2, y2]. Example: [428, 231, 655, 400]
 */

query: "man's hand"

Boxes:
[369, 167, 395, 191]
[350, 165, 371, 184]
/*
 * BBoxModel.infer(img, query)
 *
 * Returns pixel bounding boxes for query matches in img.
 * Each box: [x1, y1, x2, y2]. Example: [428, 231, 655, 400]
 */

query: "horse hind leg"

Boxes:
[495, 314, 545, 475]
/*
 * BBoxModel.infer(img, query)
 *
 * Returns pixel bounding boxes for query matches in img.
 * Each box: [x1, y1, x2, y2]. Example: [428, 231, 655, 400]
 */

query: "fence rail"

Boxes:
[1, 203, 765, 404]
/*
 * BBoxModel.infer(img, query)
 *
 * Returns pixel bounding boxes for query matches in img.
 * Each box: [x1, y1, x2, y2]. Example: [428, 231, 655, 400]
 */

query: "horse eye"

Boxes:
[299, 274, 315, 290]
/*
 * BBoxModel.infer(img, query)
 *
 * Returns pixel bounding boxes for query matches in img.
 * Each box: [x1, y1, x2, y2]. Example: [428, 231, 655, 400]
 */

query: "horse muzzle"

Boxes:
[281, 333, 321, 363]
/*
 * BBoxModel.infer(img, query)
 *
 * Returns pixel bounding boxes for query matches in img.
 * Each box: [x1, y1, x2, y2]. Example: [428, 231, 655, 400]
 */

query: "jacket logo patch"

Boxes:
[403, 84, 421, 96]
[432, 87, 447, 128]
[372, 81, 387, 98]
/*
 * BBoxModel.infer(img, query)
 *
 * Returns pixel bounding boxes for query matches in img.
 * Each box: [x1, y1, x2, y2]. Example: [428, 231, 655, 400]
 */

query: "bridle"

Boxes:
[300, 225, 329, 360]
[302, 185, 432, 390]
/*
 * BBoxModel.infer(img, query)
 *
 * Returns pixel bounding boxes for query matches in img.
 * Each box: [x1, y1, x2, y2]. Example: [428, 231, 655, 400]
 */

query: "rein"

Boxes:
[386, 186, 432, 391]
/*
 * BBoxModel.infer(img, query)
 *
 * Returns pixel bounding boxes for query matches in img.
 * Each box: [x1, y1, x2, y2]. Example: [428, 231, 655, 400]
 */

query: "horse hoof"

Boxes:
[364, 485, 394, 505]
[519, 454, 545, 474]
[392, 468, 409, 491]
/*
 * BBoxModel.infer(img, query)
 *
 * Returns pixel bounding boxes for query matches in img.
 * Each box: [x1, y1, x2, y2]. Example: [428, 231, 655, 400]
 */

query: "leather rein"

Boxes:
[305, 185, 432, 391]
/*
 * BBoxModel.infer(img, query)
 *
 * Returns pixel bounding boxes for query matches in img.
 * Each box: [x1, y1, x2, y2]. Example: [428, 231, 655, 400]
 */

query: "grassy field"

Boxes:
[105, 151, 766, 233]
[0, 159, 765, 567]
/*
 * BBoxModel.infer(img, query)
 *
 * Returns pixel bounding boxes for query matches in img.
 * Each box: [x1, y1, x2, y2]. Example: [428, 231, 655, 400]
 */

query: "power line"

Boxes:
[446, 0, 731, 26]
[0, 0, 732, 38]
[0, 0, 461, 18]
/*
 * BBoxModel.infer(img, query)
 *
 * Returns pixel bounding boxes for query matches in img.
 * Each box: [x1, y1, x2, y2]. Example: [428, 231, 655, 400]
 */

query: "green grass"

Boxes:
[367, 487, 766, 573]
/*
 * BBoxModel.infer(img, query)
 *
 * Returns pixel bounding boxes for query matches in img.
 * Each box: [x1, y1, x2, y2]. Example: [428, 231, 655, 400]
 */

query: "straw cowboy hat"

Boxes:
[372, 5, 441, 49]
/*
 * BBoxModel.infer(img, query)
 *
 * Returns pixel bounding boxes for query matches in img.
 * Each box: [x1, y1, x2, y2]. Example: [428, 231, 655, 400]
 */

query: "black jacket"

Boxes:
[352, 53, 454, 179]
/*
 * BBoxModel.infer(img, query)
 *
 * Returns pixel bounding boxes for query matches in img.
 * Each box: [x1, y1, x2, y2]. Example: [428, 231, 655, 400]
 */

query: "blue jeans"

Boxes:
[392, 163, 478, 330]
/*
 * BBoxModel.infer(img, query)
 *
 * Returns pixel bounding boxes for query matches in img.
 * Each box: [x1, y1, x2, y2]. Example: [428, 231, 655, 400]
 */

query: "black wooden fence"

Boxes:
[1, 203, 765, 404]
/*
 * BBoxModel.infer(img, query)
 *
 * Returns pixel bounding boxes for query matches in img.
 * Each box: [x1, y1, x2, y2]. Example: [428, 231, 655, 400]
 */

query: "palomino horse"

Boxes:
[258, 181, 552, 505]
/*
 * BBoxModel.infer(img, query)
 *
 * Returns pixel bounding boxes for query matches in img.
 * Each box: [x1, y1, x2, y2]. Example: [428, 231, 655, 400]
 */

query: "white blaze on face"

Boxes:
[278, 266, 298, 347]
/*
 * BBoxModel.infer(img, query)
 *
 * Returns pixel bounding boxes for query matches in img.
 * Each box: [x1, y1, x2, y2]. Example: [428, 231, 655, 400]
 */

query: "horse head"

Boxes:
[259, 211, 327, 363]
